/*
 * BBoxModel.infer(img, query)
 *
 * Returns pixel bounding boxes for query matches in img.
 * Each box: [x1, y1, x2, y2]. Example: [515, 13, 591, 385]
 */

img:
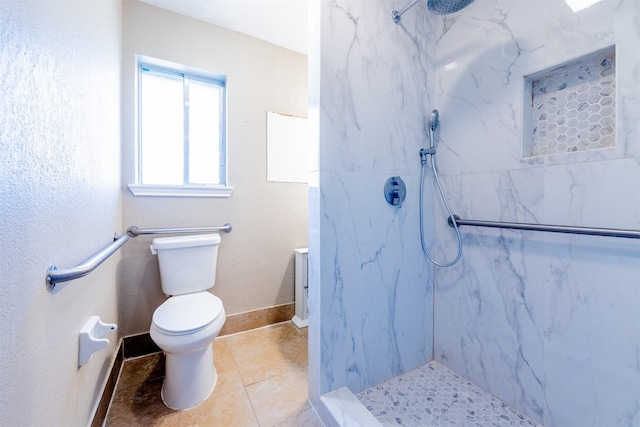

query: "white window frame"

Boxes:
[128, 55, 232, 198]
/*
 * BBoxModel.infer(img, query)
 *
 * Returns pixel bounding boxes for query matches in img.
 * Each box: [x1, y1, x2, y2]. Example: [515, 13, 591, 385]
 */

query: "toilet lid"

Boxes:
[153, 292, 223, 335]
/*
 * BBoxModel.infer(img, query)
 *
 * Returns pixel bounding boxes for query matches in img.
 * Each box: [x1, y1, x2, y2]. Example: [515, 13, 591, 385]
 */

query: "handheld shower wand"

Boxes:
[420, 110, 439, 163]
[419, 109, 463, 267]
[429, 109, 439, 144]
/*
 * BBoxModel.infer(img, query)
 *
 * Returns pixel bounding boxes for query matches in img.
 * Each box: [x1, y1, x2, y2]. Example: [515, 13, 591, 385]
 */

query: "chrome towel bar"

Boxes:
[126, 223, 233, 237]
[47, 234, 129, 291]
[449, 215, 640, 239]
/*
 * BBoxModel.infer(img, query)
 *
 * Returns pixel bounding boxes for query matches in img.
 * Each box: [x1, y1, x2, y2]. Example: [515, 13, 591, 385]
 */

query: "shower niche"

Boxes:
[523, 45, 616, 158]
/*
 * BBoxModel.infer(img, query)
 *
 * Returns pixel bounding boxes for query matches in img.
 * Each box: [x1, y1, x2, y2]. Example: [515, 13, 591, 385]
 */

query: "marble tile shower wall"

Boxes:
[431, 1, 640, 426]
[309, 0, 437, 401]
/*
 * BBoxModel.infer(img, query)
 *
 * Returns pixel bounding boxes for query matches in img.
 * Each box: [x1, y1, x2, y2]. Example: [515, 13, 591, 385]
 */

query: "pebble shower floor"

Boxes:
[357, 361, 542, 427]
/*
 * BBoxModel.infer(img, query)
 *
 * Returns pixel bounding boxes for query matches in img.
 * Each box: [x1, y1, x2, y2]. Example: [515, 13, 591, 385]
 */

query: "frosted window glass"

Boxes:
[188, 80, 221, 184]
[267, 112, 308, 183]
[140, 72, 184, 185]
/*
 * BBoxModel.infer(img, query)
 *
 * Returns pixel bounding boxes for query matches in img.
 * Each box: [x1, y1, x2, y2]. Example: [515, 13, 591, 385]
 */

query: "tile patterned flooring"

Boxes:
[105, 322, 324, 427]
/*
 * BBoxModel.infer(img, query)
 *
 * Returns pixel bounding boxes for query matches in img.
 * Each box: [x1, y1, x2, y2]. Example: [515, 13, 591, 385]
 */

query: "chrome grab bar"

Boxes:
[126, 223, 233, 237]
[47, 234, 129, 291]
[449, 215, 640, 239]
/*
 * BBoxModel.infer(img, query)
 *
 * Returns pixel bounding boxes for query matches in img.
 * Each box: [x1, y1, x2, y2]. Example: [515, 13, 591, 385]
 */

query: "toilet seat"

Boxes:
[153, 292, 223, 336]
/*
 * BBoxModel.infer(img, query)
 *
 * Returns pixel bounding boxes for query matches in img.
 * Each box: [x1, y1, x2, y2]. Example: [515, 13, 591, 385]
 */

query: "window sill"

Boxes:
[128, 184, 233, 198]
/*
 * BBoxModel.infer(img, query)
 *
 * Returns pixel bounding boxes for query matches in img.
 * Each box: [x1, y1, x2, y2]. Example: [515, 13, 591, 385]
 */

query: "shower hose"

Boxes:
[419, 149, 463, 267]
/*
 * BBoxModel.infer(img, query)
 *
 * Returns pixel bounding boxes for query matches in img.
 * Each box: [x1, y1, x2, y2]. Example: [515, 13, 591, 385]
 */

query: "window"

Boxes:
[129, 56, 231, 197]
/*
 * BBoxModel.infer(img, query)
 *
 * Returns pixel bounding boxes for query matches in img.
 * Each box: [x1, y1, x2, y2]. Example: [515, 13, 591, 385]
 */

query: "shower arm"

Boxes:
[392, 0, 420, 23]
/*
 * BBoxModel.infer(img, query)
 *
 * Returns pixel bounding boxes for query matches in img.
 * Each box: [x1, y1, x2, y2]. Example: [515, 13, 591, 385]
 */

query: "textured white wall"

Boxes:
[0, 0, 122, 425]
[120, 0, 308, 335]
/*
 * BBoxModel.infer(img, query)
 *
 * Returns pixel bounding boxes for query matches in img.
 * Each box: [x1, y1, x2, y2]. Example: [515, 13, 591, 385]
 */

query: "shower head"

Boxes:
[424, 109, 439, 150]
[429, 109, 439, 132]
[393, 0, 474, 25]
[428, 0, 475, 15]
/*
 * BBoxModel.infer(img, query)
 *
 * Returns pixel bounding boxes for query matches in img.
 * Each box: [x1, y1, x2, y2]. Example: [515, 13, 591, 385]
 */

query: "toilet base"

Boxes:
[161, 342, 217, 410]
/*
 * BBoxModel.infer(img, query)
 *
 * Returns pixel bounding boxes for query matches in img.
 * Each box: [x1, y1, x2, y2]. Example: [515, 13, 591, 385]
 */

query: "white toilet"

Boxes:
[149, 233, 226, 410]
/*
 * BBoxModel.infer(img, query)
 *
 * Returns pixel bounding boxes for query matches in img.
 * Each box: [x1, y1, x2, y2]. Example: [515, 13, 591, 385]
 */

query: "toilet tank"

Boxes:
[150, 233, 221, 296]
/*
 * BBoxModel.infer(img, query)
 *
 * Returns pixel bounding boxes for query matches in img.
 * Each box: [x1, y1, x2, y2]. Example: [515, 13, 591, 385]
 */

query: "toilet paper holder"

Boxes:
[78, 316, 117, 367]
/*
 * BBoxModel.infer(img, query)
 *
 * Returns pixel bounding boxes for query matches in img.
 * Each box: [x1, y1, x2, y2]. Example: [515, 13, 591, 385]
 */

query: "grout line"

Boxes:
[243, 384, 263, 427]
[218, 319, 298, 338]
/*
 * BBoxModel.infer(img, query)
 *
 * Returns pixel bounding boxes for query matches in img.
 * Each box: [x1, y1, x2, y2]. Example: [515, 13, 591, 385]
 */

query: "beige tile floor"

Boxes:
[105, 322, 324, 427]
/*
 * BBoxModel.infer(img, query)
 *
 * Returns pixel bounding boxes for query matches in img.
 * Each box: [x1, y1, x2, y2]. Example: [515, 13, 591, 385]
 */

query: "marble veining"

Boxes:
[433, 1, 640, 426]
[310, 0, 437, 404]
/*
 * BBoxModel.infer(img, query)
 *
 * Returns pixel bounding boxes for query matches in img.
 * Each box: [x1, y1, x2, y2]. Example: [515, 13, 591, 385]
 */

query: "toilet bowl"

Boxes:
[149, 234, 226, 410]
[150, 292, 226, 409]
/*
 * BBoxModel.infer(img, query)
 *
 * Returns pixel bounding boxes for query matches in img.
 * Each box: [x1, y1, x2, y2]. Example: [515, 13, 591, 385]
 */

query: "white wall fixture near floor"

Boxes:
[292, 248, 309, 328]
[78, 316, 118, 367]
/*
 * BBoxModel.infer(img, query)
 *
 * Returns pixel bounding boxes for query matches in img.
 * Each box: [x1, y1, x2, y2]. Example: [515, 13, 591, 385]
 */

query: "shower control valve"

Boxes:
[384, 176, 406, 208]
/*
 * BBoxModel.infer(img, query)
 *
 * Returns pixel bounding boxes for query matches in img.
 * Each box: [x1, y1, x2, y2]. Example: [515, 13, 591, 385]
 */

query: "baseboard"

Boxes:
[123, 332, 161, 359]
[219, 302, 295, 336]
[90, 343, 123, 427]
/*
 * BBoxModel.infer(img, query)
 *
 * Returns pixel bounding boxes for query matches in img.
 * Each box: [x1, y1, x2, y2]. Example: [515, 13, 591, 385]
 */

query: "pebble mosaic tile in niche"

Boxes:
[527, 47, 615, 157]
